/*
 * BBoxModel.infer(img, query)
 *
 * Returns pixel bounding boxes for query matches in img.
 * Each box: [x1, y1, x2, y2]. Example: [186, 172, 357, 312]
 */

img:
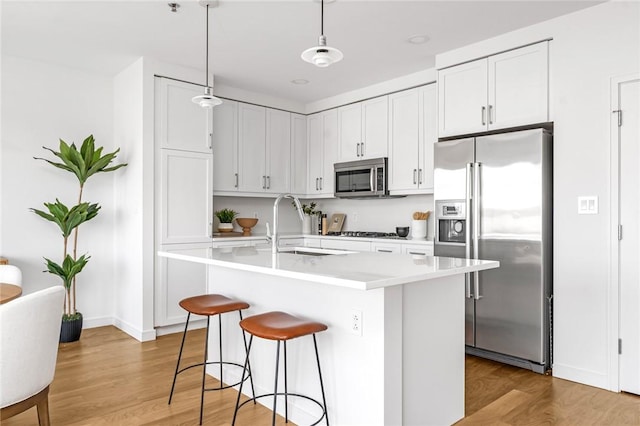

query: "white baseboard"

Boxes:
[113, 317, 157, 342]
[552, 362, 609, 390]
[155, 319, 208, 336]
[82, 316, 115, 329]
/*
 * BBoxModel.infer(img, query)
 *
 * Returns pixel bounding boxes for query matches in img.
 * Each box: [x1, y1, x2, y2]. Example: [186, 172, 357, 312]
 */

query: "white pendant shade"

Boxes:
[301, 1, 343, 68]
[192, 87, 222, 108]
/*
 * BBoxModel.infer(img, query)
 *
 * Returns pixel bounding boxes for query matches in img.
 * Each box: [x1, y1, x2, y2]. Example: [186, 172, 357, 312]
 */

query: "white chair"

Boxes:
[0, 286, 65, 425]
[0, 265, 23, 287]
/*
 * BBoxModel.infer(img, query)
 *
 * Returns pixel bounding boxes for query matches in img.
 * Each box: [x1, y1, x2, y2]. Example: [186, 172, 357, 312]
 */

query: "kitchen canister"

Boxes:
[411, 219, 427, 239]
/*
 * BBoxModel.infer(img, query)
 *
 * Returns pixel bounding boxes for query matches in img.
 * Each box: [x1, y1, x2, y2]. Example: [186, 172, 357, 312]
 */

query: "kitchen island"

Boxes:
[158, 247, 498, 425]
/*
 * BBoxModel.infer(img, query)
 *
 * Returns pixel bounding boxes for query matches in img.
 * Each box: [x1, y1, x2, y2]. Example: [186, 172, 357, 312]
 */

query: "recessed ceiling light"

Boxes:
[407, 34, 430, 45]
[291, 79, 310, 85]
[168, 3, 180, 13]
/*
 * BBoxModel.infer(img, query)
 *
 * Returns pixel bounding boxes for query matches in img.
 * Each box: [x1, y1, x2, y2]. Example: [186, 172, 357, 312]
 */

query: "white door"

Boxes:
[338, 103, 362, 161]
[388, 88, 419, 191]
[488, 41, 549, 130]
[361, 96, 389, 159]
[419, 84, 437, 191]
[238, 103, 266, 192]
[321, 109, 338, 195]
[438, 58, 488, 137]
[156, 78, 212, 154]
[266, 109, 291, 193]
[307, 113, 323, 194]
[160, 150, 213, 244]
[291, 114, 308, 195]
[617, 76, 640, 394]
[212, 99, 239, 192]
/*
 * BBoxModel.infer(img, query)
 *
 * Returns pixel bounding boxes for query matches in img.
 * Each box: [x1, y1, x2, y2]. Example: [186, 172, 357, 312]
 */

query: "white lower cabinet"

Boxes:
[278, 237, 304, 248]
[372, 243, 402, 254]
[402, 243, 434, 256]
[320, 239, 372, 252]
[155, 243, 210, 327]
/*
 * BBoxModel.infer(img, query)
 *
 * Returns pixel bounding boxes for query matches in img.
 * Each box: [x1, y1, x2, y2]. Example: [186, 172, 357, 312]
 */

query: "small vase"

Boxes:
[302, 214, 312, 235]
[60, 312, 83, 343]
[218, 223, 234, 233]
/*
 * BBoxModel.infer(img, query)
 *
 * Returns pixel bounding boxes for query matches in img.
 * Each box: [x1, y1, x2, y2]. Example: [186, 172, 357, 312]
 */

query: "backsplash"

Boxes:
[214, 194, 434, 239]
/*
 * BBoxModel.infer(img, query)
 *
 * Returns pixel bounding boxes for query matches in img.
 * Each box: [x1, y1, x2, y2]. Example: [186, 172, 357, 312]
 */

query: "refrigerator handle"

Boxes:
[473, 162, 482, 300]
[465, 163, 473, 299]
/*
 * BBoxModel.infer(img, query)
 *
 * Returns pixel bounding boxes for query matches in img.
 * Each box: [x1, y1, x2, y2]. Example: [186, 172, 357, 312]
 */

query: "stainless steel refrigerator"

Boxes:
[434, 128, 553, 373]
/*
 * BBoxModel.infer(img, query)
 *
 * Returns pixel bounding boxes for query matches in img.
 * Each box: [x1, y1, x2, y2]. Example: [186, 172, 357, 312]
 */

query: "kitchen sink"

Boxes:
[278, 247, 357, 256]
[284, 249, 333, 256]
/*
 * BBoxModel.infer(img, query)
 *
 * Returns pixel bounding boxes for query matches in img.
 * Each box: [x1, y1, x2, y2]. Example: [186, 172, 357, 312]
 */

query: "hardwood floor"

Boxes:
[3, 326, 639, 425]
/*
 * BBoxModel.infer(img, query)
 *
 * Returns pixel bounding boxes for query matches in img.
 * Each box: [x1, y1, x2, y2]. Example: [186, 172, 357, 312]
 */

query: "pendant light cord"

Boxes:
[205, 5, 209, 88]
[321, 0, 324, 36]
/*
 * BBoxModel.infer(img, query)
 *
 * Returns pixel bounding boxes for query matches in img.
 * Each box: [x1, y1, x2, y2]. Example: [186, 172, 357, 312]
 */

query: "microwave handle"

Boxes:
[370, 168, 375, 193]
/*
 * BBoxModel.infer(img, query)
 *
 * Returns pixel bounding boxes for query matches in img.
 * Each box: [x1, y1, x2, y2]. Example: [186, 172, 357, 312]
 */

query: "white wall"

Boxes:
[1, 55, 116, 327]
[214, 194, 434, 238]
[437, 1, 639, 390]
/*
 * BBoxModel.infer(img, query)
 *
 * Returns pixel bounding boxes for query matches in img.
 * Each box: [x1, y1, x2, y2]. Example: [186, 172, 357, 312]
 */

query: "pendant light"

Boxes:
[192, 1, 222, 108]
[301, 0, 343, 68]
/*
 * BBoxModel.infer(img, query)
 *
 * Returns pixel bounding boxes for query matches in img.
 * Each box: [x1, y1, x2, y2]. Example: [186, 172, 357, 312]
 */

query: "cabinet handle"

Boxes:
[361, 142, 365, 157]
[262, 176, 266, 189]
[319, 177, 323, 190]
[209, 132, 213, 150]
[418, 169, 423, 184]
[378, 249, 393, 253]
[413, 169, 417, 185]
[356, 143, 361, 157]
[267, 176, 271, 189]
[316, 177, 319, 191]
[234, 173, 238, 188]
[488, 105, 493, 124]
[481, 106, 486, 126]
[409, 251, 425, 255]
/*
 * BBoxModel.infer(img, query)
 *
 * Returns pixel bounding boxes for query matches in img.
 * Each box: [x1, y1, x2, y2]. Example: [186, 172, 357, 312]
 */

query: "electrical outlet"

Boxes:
[351, 309, 362, 336]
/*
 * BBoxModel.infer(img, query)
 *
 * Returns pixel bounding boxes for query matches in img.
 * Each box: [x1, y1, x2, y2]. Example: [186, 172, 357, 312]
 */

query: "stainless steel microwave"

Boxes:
[334, 157, 388, 198]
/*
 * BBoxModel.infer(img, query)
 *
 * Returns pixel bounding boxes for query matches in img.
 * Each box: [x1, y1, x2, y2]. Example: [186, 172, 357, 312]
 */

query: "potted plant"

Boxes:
[31, 135, 127, 342]
[215, 208, 238, 233]
[292, 201, 318, 234]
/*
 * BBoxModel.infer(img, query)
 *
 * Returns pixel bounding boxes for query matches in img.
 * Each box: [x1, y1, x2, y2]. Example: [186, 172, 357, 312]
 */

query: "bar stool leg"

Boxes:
[272, 340, 281, 426]
[219, 314, 223, 385]
[313, 334, 329, 426]
[232, 335, 253, 426]
[169, 312, 191, 405]
[200, 315, 211, 425]
[284, 340, 289, 423]
[238, 311, 256, 403]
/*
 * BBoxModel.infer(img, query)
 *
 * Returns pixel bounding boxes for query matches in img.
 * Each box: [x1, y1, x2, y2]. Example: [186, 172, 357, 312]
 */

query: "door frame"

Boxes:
[609, 72, 640, 392]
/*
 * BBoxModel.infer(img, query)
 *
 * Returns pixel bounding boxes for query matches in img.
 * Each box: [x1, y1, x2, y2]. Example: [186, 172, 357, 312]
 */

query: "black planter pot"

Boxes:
[60, 313, 83, 343]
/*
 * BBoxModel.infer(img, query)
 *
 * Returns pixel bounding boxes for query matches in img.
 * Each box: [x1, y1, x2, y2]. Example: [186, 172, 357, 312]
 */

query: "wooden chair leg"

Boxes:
[36, 387, 51, 426]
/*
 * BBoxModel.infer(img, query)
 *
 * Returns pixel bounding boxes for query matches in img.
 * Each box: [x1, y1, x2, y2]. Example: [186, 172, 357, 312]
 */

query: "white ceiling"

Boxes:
[2, 0, 604, 104]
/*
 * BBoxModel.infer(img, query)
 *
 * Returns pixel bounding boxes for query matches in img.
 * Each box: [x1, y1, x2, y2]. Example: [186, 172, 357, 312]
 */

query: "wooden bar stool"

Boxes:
[169, 294, 255, 425]
[232, 311, 329, 426]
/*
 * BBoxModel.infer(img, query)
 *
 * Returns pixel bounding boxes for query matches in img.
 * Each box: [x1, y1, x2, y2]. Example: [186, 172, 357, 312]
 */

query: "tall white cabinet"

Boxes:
[337, 96, 388, 161]
[290, 113, 308, 196]
[388, 84, 437, 194]
[154, 77, 213, 327]
[212, 99, 239, 192]
[438, 41, 548, 137]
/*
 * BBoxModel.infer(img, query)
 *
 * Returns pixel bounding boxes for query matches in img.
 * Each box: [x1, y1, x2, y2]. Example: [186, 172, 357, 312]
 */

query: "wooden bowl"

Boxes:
[236, 218, 258, 236]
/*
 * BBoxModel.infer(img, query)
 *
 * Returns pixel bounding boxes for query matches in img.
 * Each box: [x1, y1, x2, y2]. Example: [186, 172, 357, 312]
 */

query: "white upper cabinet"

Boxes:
[338, 96, 388, 161]
[290, 113, 308, 196]
[212, 99, 239, 192]
[156, 78, 212, 153]
[438, 41, 548, 137]
[238, 103, 267, 192]
[388, 84, 436, 194]
[307, 109, 338, 196]
[265, 109, 291, 193]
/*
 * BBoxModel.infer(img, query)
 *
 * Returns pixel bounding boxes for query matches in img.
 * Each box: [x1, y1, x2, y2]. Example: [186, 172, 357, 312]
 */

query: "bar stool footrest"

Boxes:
[236, 392, 327, 426]
[176, 361, 252, 391]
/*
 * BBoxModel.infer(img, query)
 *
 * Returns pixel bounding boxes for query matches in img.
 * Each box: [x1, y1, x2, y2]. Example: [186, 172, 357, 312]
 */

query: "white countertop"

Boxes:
[158, 247, 498, 291]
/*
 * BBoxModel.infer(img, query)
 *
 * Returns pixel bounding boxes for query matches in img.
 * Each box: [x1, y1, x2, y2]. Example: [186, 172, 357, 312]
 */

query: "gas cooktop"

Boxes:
[329, 231, 406, 239]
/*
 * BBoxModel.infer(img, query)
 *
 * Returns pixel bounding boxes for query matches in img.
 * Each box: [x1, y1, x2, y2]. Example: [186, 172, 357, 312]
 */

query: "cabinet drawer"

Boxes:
[321, 239, 371, 252]
[372, 244, 401, 254]
[402, 244, 434, 256]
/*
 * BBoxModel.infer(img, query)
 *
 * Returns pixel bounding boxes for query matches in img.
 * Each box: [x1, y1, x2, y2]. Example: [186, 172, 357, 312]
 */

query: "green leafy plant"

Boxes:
[215, 208, 238, 223]
[292, 201, 318, 216]
[31, 135, 127, 321]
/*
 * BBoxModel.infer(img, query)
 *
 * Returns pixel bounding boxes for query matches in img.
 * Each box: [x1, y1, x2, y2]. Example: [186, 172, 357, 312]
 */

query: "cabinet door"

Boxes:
[307, 113, 323, 194]
[418, 84, 437, 192]
[402, 244, 434, 256]
[321, 109, 338, 195]
[438, 58, 488, 137]
[338, 103, 362, 161]
[361, 96, 389, 159]
[488, 42, 548, 130]
[320, 239, 371, 252]
[372, 243, 401, 253]
[156, 78, 212, 154]
[266, 109, 291, 193]
[160, 150, 213, 244]
[291, 114, 308, 195]
[238, 103, 266, 192]
[212, 99, 239, 192]
[155, 243, 210, 326]
[388, 88, 420, 191]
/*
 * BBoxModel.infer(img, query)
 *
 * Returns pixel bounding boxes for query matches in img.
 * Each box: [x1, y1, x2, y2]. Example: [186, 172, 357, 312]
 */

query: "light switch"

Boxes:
[578, 196, 598, 214]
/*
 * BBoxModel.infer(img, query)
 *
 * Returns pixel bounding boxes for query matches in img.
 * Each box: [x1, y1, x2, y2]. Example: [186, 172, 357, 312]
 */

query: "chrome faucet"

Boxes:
[271, 193, 305, 254]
